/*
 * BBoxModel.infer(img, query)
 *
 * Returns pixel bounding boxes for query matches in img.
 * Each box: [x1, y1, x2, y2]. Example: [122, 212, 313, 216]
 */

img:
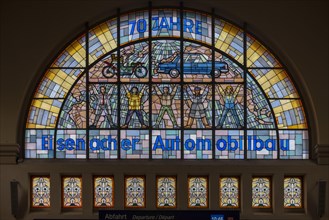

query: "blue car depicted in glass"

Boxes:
[157, 53, 229, 78]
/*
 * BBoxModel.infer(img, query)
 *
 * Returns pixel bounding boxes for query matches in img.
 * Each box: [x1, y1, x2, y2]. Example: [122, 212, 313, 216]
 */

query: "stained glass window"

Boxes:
[188, 176, 208, 208]
[252, 177, 271, 208]
[93, 176, 114, 208]
[31, 176, 51, 208]
[25, 8, 309, 161]
[125, 176, 145, 208]
[284, 177, 303, 208]
[62, 177, 82, 208]
[219, 177, 240, 208]
[156, 176, 177, 208]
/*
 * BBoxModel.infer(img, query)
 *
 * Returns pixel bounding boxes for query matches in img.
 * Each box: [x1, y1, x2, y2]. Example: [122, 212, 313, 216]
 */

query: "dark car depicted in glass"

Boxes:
[157, 53, 229, 78]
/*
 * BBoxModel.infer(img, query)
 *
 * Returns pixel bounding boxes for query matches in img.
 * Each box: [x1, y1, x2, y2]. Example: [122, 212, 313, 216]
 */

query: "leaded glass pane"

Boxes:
[120, 42, 149, 82]
[183, 84, 212, 128]
[152, 130, 181, 159]
[58, 76, 87, 129]
[62, 177, 82, 208]
[89, 84, 118, 129]
[252, 177, 271, 208]
[120, 84, 149, 128]
[188, 176, 208, 208]
[284, 177, 303, 208]
[120, 130, 149, 159]
[89, 18, 117, 64]
[279, 130, 309, 159]
[125, 176, 145, 208]
[214, 18, 244, 64]
[25, 130, 54, 158]
[184, 130, 212, 159]
[215, 84, 244, 129]
[156, 176, 177, 208]
[31, 176, 50, 208]
[94, 176, 114, 208]
[152, 40, 181, 82]
[219, 177, 239, 208]
[152, 84, 181, 128]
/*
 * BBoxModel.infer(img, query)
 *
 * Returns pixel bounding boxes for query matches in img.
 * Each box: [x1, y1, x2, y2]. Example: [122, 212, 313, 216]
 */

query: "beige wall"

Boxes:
[0, 0, 328, 220]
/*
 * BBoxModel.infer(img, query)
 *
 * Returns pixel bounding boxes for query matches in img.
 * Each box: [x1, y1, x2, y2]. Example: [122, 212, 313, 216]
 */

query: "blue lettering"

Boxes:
[169, 17, 180, 30]
[216, 139, 227, 151]
[184, 18, 194, 33]
[121, 139, 131, 151]
[175, 136, 180, 150]
[265, 139, 276, 151]
[185, 138, 195, 151]
[41, 135, 53, 150]
[129, 21, 136, 35]
[132, 138, 140, 151]
[65, 138, 75, 150]
[254, 136, 264, 151]
[228, 136, 238, 151]
[159, 17, 169, 30]
[106, 135, 117, 151]
[137, 19, 147, 33]
[195, 20, 202, 34]
[153, 135, 165, 151]
[90, 138, 100, 151]
[56, 138, 65, 151]
[196, 139, 211, 150]
[280, 139, 290, 151]
[152, 17, 159, 30]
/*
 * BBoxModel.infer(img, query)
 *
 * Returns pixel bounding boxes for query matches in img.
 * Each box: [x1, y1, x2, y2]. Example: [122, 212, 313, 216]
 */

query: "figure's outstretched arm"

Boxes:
[153, 85, 162, 96]
[170, 84, 178, 96]
[185, 85, 193, 99]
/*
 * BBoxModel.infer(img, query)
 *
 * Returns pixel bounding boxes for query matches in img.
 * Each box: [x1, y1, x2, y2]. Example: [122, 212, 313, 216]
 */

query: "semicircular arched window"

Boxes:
[24, 8, 309, 160]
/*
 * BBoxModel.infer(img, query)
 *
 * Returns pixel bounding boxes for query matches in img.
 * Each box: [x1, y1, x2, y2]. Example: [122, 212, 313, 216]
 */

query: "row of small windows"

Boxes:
[32, 176, 302, 209]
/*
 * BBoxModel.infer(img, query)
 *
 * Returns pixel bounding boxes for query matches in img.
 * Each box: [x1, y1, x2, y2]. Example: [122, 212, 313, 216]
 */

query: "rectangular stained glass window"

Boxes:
[89, 130, 118, 159]
[125, 176, 145, 208]
[156, 176, 177, 208]
[120, 130, 149, 159]
[25, 130, 55, 158]
[247, 130, 277, 159]
[183, 11, 212, 45]
[215, 130, 244, 159]
[252, 177, 271, 208]
[31, 176, 50, 208]
[219, 177, 240, 208]
[152, 130, 181, 159]
[188, 176, 208, 208]
[184, 130, 212, 159]
[120, 11, 149, 45]
[279, 130, 309, 159]
[93, 176, 114, 208]
[284, 177, 303, 208]
[62, 176, 82, 208]
[56, 130, 87, 159]
[152, 9, 180, 37]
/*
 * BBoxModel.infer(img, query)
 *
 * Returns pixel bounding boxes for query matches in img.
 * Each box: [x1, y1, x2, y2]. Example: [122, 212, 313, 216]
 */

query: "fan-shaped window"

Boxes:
[24, 8, 309, 160]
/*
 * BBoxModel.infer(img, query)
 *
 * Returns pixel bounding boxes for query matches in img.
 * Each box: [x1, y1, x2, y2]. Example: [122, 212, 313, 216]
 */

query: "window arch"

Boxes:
[24, 7, 309, 160]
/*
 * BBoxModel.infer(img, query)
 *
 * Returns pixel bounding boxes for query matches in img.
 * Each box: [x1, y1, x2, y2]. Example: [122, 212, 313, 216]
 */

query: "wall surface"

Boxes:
[0, 0, 328, 220]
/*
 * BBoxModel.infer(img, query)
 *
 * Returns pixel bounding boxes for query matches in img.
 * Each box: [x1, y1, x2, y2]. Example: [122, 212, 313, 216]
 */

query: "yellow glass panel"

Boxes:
[62, 177, 82, 208]
[94, 177, 114, 208]
[270, 99, 307, 129]
[26, 99, 63, 128]
[32, 176, 51, 208]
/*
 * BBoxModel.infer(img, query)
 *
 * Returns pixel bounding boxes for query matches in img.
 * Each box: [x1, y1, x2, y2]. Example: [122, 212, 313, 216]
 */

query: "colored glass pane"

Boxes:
[219, 177, 239, 208]
[89, 18, 117, 64]
[252, 177, 271, 208]
[62, 177, 82, 208]
[284, 177, 303, 208]
[94, 176, 114, 208]
[51, 34, 86, 68]
[125, 176, 145, 208]
[156, 176, 177, 208]
[31, 176, 51, 208]
[214, 19, 244, 64]
[188, 176, 208, 208]
[152, 130, 181, 159]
